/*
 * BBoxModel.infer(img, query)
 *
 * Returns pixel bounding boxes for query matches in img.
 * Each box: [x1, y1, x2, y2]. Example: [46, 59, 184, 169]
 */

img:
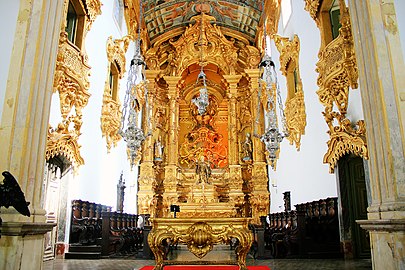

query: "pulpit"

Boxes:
[148, 218, 253, 270]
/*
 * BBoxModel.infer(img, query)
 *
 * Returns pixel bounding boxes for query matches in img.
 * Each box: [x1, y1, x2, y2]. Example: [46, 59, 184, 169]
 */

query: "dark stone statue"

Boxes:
[0, 171, 31, 237]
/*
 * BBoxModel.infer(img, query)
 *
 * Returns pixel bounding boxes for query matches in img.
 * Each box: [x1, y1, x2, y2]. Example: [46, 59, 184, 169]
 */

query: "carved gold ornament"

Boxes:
[148, 218, 252, 270]
[315, 1, 358, 114]
[304, 0, 320, 22]
[285, 91, 306, 150]
[169, 14, 239, 76]
[84, 0, 102, 32]
[46, 123, 84, 167]
[47, 0, 101, 167]
[323, 112, 368, 173]
[101, 36, 132, 151]
[273, 34, 306, 150]
[130, 1, 273, 225]
[47, 31, 91, 167]
[311, 0, 368, 171]
[101, 89, 122, 151]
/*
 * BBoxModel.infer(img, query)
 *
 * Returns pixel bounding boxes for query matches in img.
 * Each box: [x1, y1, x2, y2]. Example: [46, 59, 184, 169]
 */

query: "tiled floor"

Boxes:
[43, 245, 372, 270]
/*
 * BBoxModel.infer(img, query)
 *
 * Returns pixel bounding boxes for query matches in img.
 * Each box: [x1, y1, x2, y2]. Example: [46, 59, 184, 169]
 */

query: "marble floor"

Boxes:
[43, 245, 372, 270]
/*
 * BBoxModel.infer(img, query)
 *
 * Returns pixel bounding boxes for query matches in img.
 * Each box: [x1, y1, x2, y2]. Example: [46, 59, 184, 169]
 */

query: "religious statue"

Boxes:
[1, 171, 31, 237]
[116, 172, 126, 213]
[242, 132, 253, 161]
[195, 155, 212, 185]
[154, 136, 164, 162]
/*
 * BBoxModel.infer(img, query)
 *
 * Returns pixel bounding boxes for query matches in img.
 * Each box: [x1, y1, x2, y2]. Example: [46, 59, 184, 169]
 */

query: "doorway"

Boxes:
[337, 154, 371, 259]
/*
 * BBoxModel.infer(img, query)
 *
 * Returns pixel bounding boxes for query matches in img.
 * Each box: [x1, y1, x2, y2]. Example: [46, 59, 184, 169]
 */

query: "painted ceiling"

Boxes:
[142, 0, 264, 44]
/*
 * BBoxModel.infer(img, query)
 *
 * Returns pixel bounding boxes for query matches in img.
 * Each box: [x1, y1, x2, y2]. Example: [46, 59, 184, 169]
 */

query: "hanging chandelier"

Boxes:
[119, 0, 149, 168]
[258, 26, 289, 169]
[192, 67, 209, 115]
[191, 10, 209, 115]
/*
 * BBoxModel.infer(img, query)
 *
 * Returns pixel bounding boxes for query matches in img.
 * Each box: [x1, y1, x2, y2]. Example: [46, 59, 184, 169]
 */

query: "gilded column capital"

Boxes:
[164, 76, 182, 99]
[223, 74, 242, 86]
[145, 70, 161, 81]
[144, 70, 161, 94]
[244, 69, 262, 94]
[244, 69, 261, 80]
[224, 74, 242, 99]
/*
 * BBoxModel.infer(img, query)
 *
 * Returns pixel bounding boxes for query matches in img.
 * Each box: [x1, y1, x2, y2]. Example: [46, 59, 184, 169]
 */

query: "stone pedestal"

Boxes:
[357, 220, 405, 270]
[0, 220, 55, 270]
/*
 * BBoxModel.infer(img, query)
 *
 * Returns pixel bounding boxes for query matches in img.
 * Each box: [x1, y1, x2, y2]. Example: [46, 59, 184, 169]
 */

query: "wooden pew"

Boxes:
[68, 199, 142, 258]
[264, 197, 342, 259]
[101, 210, 142, 256]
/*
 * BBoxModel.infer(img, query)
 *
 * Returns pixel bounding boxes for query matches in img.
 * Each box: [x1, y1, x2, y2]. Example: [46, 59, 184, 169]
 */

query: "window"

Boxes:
[66, 2, 77, 44]
[109, 61, 120, 100]
[329, 0, 341, 40]
[64, 0, 85, 48]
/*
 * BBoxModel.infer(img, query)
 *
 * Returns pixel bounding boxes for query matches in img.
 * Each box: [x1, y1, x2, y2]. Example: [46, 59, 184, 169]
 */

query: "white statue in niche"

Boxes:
[242, 132, 253, 161]
[154, 136, 164, 162]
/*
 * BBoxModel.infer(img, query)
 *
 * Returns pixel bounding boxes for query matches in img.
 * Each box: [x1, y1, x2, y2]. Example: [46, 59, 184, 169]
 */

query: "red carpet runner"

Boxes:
[140, 266, 270, 270]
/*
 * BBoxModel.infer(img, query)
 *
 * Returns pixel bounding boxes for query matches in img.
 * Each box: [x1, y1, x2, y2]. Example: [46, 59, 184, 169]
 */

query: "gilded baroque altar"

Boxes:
[121, 0, 282, 226]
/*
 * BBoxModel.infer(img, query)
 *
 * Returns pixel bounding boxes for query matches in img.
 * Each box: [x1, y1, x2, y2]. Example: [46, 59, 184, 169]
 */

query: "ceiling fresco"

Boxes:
[142, 0, 263, 43]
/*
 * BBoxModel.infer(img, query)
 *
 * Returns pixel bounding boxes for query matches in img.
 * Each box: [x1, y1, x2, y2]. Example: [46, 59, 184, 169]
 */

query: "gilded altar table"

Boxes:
[147, 218, 253, 270]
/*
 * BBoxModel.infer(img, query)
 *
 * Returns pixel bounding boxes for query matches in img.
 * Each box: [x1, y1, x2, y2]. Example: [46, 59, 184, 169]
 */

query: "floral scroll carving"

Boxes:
[148, 218, 253, 270]
[304, 0, 320, 23]
[47, 0, 101, 168]
[273, 34, 306, 150]
[323, 112, 368, 173]
[310, 0, 368, 172]
[47, 32, 91, 167]
[100, 35, 132, 151]
[170, 14, 239, 76]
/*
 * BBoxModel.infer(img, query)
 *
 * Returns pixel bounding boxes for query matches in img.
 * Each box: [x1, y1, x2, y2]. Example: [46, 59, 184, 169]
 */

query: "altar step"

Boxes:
[64, 245, 102, 259]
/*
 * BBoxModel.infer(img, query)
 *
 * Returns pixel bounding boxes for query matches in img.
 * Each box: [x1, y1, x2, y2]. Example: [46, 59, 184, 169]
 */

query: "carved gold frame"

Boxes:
[273, 34, 306, 151]
[47, 0, 101, 167]
[100, 35, 132, 151]
[304, 0, 368, 172]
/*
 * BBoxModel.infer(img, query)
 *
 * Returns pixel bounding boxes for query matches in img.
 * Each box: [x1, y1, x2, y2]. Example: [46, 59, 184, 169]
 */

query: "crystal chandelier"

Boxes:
[258, 28, 289, 169]
[192, 67, 209, 115]
[119, 0, 149, 168]
[191, 11, 209, 115]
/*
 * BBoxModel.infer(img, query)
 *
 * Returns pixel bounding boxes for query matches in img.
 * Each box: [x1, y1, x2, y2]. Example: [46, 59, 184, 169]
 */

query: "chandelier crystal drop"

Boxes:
[258, 33, 289, 169]
[192, 68, 209, 115]
[119, 0, 149, 169]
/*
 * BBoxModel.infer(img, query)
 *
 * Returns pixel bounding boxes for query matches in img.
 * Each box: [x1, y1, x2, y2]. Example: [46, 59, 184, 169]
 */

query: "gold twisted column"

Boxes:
[162, 76, 182, 215]
[137, 70, 160, 215]
[245, 69, 270, 224]
[148, 218, 253, 270]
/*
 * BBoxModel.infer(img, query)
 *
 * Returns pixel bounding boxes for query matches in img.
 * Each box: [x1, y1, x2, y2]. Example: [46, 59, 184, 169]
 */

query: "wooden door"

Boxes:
[338, 155, 370, 258]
